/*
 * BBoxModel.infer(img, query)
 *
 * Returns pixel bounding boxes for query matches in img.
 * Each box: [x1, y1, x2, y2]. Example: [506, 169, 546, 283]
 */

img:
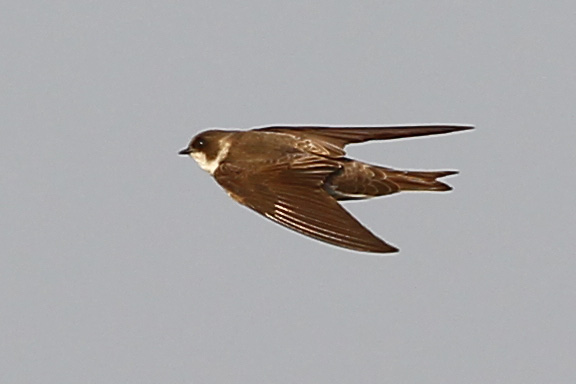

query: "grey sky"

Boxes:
[1, 1, 575, 383]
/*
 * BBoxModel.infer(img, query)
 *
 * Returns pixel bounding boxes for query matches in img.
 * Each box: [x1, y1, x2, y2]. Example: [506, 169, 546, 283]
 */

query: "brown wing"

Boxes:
[257, 125, 473, 157]
[214, 155, 398, 253]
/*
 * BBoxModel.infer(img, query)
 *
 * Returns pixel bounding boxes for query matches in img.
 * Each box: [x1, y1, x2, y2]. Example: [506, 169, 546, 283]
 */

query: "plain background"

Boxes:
[2, 1, 575, 383]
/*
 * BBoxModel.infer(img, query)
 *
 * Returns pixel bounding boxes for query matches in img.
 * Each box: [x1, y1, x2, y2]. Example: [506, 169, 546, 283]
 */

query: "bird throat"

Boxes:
[192, 141, 231, 175]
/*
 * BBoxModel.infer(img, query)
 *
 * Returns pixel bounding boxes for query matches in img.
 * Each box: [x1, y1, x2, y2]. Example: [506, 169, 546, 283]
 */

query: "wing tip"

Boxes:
[348, 239, 399, 254]
[447, 125, 475, 133]
[369, 243, 400, 254]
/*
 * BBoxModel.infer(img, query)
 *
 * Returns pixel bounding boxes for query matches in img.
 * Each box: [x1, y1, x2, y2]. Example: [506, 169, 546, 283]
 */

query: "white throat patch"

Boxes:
[191, 141, 231, 175]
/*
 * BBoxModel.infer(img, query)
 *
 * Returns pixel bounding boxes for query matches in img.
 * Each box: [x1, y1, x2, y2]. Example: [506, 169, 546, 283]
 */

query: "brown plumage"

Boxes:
[179, 125, 473, 253]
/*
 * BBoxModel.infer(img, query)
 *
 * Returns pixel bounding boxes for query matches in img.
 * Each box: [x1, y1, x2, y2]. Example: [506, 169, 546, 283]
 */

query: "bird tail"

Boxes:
[325, 161, 459, 201]
[384, 169, 458, 192]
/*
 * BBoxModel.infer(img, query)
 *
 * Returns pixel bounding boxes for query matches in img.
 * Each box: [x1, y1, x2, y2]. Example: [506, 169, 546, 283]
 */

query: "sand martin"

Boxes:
[179, 125, 472, 253]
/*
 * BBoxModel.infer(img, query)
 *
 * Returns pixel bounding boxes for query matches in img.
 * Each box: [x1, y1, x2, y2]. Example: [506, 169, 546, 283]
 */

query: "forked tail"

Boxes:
[325, 162, 460, 201]
[385, 169, 458, 192]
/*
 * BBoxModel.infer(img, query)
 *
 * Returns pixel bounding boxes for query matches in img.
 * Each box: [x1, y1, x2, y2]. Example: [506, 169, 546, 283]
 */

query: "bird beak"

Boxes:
[178, 148, 192, 156]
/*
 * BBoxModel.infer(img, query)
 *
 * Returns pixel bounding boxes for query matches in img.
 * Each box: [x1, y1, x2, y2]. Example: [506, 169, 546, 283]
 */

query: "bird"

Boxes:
[179, 125, 472, 253]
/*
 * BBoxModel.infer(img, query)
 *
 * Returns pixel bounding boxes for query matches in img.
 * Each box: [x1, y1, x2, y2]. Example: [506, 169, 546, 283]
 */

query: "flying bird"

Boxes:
[179, 125, 472, 253]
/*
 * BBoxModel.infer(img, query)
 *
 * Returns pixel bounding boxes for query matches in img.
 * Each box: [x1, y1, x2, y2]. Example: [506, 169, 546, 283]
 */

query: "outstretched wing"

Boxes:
[214, 155, 398, 253]
[257, 125, 473, 157]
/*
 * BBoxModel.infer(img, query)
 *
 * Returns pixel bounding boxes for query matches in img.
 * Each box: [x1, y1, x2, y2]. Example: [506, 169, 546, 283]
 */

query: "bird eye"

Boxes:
[192, 136, 206, 150]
